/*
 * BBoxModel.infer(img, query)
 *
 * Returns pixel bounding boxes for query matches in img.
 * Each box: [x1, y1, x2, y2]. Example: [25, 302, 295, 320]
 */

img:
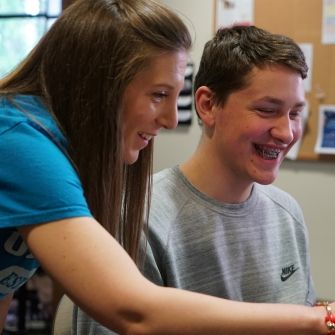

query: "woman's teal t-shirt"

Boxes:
[0, 95, 92, 298]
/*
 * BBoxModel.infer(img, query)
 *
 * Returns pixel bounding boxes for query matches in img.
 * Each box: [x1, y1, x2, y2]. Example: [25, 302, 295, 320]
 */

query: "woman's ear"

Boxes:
[194, 86, 216, 127]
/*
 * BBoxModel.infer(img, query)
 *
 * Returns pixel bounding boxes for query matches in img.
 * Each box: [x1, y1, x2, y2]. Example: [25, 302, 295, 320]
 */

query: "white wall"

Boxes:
[156, 0, 335, 300]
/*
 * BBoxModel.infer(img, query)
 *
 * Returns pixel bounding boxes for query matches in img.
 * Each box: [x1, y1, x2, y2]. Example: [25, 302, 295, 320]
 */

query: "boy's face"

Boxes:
[210, 64, 305, 188]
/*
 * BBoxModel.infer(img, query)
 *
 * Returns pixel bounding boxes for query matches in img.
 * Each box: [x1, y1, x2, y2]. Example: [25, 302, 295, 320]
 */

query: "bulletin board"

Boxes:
[215, 0, 335, 161]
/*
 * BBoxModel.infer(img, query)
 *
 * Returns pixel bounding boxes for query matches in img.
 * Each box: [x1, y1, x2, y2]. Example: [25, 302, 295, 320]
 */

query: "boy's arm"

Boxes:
[0, 293, 13, 333]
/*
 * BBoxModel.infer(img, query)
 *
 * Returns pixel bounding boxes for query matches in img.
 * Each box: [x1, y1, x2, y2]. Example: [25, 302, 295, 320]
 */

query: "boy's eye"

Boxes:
[290, 110, 302, 119]
[257, 108, 276, 114]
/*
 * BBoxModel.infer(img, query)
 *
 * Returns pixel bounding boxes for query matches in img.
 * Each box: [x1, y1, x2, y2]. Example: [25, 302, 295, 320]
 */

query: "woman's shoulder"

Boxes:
[0, 94, 66, 149]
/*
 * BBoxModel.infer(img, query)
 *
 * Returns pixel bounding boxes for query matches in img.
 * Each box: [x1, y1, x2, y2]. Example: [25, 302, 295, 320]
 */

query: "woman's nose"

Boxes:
[157, 104, 179, 129]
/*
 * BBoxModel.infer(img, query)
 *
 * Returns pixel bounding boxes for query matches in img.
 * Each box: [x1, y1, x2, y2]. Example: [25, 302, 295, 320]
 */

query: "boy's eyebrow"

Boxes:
[295, 101, 307, 108]
[255, 96, 306, 108]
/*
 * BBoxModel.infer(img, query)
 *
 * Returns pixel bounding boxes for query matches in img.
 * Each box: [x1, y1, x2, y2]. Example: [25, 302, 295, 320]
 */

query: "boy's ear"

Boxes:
[194, 86, 216, 127]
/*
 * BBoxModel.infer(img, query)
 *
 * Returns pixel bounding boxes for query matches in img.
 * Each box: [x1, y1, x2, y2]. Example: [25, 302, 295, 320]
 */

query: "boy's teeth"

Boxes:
[256, 145, 280, 160]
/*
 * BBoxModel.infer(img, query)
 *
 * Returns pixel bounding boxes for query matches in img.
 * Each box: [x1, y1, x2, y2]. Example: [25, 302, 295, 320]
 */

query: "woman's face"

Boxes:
[122, 50, 188, 164]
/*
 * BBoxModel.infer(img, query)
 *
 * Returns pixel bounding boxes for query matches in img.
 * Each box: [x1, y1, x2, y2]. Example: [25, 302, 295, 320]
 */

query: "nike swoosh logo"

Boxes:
[281, 267, 299, 282]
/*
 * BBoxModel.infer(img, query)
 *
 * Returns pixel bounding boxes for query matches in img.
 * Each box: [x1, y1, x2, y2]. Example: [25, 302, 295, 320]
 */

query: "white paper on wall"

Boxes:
[215, 0, 254, 29]
[286, 102, 310, 160]
[322, 0, 335, 44]
[298, 43, 313, 93]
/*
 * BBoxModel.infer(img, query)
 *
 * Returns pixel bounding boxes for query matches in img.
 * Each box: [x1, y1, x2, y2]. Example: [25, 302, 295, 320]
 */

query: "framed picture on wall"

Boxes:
[315, 105, 335, 154]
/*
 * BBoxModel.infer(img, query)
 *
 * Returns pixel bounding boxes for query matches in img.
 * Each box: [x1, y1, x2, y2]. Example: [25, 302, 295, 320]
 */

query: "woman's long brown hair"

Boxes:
[0, 0, 192, 263]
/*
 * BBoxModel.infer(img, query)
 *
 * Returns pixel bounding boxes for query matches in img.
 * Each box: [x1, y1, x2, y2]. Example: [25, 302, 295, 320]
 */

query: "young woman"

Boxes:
[0, 0, 333, 334]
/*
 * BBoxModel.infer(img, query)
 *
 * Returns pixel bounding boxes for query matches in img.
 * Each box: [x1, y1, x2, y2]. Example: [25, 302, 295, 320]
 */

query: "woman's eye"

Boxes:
[152, 91, 168, 102]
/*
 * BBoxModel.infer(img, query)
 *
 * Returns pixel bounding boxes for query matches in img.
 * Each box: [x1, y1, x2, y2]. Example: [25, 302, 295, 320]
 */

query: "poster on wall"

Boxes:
[215, 0, 254, 29]
[177, 62, 193, 126]
[322, 0, 335, 44]
[315, 105, 335, 154]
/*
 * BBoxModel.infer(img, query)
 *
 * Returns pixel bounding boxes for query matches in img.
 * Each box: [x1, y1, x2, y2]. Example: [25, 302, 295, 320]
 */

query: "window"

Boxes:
[0, 0, 62, 78]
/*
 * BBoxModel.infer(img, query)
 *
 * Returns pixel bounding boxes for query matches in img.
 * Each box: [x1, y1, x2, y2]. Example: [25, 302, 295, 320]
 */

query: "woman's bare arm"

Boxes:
[18, 217, 332, 335]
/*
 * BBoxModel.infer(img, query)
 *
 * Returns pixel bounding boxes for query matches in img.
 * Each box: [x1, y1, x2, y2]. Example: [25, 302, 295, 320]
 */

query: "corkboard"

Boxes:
[216, 0, 335, 161]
